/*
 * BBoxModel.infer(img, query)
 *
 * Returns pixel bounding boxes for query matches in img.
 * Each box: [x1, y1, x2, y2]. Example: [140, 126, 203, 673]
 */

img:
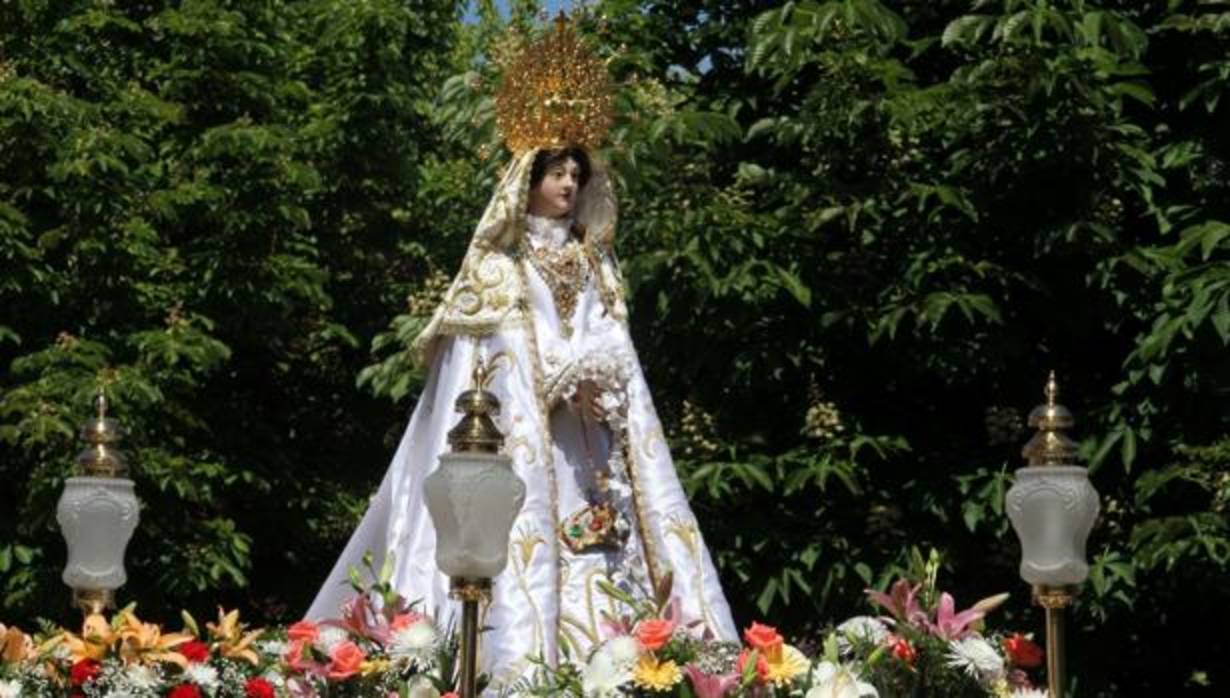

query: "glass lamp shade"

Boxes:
[424, 451, 526, 580]
[1006, 465, 1099, 586]
[56, 476, 139, 591]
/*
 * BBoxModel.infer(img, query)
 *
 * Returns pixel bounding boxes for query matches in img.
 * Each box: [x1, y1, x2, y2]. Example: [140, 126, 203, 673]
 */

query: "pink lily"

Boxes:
[926, 592, 985, 640]
[684, 664, 739, 698]
[599, 613, 632, 639]
[866, 580, 927, 627]
[662, 597, 683, 624]
[322, 595, 391, 646]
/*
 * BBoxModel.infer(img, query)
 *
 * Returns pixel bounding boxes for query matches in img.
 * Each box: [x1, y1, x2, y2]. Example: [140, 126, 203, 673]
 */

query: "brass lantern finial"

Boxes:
[447, 353, 509, 454]
[76, 388, 127, 477]
[1022, 371, 1078, 466]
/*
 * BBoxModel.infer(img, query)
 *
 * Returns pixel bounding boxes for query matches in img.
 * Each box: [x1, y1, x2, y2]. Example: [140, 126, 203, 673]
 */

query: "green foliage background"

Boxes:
[2, 0, 1228, 694]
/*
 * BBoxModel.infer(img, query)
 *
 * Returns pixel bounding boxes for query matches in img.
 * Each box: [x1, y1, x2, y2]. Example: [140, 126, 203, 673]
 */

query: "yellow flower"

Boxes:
[765, 644, 810, 687]
[360, 658, 391, 675]
[632, 655, 682, 692]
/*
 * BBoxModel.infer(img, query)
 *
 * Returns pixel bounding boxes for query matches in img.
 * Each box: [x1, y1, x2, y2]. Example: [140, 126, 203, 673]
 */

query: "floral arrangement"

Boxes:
[0, 558, 462, 698]
[0, 552, 1047, 698]
[507, 551, 1048, 698]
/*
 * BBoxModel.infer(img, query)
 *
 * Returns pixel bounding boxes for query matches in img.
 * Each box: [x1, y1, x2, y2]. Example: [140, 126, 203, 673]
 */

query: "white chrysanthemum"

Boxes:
[257, 639, 290, 657]
[261, 671, 286, 689]
[1011, 689, 1049, 698]
[185, 662, 220, 690]
[806, 661, 878, 698]
[946, 636, 1005, 682]
[390, 620, 437, 662]
[582, 648, 633, 697]
[314, 626, 350, 655]
[0, 679, 21, 698]
[836, 616, 889, 652]
[605, 635, 641, 670]
[121, 663, 161, 691]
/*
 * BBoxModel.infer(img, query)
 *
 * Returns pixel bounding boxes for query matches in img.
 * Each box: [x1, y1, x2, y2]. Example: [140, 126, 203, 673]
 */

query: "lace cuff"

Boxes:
[543, 349, 634, 415]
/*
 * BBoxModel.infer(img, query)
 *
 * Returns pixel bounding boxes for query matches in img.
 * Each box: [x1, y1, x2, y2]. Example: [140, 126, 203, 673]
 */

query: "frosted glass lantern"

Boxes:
[58, 477, 139, 591]
[1006, 374, 1100, 587]
[424, 375, 526, 581]
[1006, 466, 1099, 586]
[425, 451, 525, 579]
[57, 392, 139, 613]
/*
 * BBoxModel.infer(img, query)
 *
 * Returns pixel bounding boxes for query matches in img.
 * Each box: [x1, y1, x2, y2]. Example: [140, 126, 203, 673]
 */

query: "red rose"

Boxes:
[245, 677, 276, 698]
[1003, 633, 1044, 668]
[287, 620, 319, 644]
[442, 693, 460, 698]
[179, 640, 210, 663]
[736, 647, 770, 684]
[70, 658, 102, 686]
[634, 618, 675, 652]
[168, 684, 203, 698]
[887, 634, 916, 664]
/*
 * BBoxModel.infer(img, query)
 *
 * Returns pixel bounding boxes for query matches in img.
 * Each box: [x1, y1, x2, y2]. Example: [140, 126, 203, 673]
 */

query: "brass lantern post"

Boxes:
[1006, 373, 1100, 698]
[423, 354, 527, 698]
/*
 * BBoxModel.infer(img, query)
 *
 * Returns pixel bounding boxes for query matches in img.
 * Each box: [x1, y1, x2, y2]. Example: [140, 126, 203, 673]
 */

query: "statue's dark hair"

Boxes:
[529, 146, 592, 190]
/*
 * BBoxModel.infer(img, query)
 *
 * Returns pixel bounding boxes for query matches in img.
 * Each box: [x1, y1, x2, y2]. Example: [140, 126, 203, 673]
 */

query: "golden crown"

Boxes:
[494, 14, 614, 155]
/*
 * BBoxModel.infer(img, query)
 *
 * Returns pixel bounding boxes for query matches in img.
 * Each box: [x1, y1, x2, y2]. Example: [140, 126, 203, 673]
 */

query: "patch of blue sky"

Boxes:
[460, 0, 714, 74]
[462, 0, 576, 24]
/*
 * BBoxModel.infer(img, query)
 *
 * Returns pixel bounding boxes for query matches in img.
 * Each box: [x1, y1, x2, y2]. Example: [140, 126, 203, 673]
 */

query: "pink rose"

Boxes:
[285, 640, 314, 673]
[287, 620, 319, 644]
[635, 618, 675, 651]
[326, 640, 365, 680]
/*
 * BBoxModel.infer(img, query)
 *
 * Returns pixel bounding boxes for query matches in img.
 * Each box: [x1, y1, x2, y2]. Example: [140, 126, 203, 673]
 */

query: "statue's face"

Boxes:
[529, 157, 582, 217]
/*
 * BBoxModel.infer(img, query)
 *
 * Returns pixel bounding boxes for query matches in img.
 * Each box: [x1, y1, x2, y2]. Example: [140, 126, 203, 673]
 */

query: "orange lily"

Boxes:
[57, 613, 118, 663]
[116, 610, 192, 667]
[0, 623, 34, 663]
[206, 607, 264, 665]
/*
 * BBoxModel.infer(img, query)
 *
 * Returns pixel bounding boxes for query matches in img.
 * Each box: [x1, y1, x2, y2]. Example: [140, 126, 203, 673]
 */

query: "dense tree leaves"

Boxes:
[2, 1, 1227, 695]
[0, 0, 459, 621]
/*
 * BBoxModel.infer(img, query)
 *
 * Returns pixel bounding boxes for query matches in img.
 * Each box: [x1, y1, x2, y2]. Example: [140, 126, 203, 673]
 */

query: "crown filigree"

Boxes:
[495, 14, 614, 155]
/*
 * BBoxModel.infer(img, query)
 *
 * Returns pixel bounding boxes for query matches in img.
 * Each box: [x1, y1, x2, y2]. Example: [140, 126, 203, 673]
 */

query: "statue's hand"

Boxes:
[572, 379, 606, 422]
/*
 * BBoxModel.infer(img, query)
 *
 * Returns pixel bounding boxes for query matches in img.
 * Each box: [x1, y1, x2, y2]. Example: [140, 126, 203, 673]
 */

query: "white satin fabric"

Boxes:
[308, 215, 737, 693]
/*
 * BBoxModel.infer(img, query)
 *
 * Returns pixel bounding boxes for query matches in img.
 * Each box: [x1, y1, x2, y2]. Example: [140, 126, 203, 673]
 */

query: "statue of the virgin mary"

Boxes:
[307, 18, 737, 689]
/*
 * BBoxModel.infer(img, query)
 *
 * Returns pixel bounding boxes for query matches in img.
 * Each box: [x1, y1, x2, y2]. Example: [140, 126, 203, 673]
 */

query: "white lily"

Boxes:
[805, 661, 878, 698]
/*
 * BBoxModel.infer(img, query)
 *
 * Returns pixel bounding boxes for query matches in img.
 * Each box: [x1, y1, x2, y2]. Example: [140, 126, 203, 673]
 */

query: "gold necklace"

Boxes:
[526, 238, 590, 337]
